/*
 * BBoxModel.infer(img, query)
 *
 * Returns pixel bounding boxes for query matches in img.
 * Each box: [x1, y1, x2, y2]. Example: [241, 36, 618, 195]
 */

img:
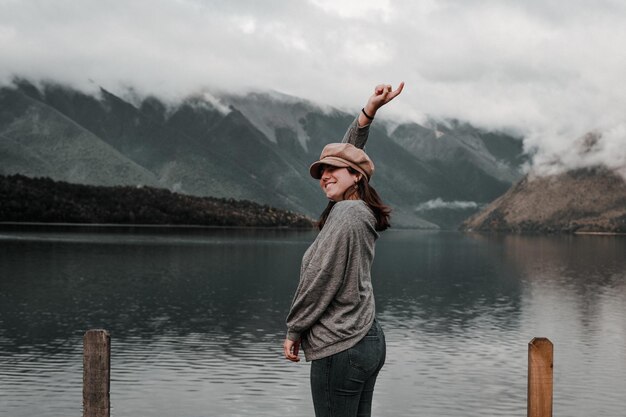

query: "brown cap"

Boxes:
[309, 143, 375, 181]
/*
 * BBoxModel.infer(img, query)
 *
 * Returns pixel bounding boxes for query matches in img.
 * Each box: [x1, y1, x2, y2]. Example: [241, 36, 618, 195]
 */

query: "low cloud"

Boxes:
[415, 198, 479, 211]
[1, 0, 624, 177]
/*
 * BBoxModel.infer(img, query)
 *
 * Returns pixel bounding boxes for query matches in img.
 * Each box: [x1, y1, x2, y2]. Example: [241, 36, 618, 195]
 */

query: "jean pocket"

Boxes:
[347, 336, 381, 374]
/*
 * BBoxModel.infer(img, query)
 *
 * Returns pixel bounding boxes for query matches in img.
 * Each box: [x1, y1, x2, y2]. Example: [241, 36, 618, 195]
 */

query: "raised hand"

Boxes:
[360, 82, 404, 125]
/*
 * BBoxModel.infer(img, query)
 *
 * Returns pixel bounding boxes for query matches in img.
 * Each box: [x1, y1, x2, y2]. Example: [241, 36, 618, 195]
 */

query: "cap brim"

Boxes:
[309, 157, 351, 179]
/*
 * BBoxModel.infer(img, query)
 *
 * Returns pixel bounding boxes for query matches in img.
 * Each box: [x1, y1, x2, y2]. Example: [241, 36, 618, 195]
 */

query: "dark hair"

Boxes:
[317, 168, 391, 231]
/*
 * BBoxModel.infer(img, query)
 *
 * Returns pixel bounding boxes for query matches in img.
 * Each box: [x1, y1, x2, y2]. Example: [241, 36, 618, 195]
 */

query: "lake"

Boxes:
[0, 225, 625, 417]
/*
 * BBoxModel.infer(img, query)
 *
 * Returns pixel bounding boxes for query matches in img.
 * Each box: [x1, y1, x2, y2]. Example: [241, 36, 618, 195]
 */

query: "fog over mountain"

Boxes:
[1, 0, 624, 180]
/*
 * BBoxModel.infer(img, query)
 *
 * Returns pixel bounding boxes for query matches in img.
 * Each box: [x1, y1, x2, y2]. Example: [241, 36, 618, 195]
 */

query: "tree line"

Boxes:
[0, 174, 314, 228]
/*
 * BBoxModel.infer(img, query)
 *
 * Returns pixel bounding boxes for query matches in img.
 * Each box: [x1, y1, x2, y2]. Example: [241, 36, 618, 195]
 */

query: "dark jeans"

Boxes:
[310, 320, 386, 417]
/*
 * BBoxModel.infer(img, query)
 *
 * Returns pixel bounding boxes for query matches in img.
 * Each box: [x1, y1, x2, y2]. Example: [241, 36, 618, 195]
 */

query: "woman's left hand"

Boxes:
[360, 82, 404, 125]
[283, 338, 301, 362]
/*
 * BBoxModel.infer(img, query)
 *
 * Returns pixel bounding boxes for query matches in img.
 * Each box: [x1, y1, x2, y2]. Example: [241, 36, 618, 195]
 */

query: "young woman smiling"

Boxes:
[284, 82, 404, 417]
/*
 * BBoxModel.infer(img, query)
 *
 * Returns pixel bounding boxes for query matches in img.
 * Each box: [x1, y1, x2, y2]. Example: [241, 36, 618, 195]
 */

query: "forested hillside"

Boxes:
[0, 174, 314, 228]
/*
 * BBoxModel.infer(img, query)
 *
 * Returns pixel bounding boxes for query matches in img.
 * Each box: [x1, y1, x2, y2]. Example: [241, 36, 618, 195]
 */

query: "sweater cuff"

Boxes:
[286, 330, 301, 341]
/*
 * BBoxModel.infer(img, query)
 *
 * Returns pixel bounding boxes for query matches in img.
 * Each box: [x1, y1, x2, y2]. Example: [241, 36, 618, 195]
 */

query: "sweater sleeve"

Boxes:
[341, 115, 370, 150]
[285, 206, 360, 341]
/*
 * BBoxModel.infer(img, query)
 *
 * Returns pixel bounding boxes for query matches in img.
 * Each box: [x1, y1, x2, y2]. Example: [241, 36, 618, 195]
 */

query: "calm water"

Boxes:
[0, 225, 625, 417]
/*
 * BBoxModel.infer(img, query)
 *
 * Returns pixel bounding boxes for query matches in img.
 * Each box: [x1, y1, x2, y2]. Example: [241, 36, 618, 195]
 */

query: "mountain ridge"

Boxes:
[0, 79, 527, 228]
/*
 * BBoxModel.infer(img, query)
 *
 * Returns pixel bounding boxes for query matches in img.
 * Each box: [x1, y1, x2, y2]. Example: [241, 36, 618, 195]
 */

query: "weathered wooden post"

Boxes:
[527, 337, 553, 417]
[83, 329, 110, 417]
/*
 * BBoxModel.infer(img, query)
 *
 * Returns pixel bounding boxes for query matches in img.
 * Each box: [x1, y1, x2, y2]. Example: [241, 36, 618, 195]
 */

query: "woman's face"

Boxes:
[319, 165, 361, 201]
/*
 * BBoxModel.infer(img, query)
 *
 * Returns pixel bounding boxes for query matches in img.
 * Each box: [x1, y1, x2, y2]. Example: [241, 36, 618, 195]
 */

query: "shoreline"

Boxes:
[463, 229, 626, 236]
[0, 221, 315, 231]
[573, 231, 626, 236]
[3, 222, 624, 234]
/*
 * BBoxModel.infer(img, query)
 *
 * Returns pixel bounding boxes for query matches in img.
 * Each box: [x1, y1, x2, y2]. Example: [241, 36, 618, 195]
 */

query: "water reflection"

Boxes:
[0, 227, 311, 349]
[0, 227, 624, 417]
[375, 231, 524, 332]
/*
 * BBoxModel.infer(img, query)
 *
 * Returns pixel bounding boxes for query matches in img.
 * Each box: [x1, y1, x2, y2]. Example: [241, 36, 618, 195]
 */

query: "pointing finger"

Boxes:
[389, 81, 405, 99]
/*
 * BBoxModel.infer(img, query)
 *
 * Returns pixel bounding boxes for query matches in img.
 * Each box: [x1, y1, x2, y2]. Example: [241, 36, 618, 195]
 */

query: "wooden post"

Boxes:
[527, 337, 553, 417]
[83, 329, 110, 417]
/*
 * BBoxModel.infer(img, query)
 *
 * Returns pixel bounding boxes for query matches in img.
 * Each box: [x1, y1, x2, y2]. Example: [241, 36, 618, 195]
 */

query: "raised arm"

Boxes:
[342, 116, 370, 149]
[342, 82, 405, 150]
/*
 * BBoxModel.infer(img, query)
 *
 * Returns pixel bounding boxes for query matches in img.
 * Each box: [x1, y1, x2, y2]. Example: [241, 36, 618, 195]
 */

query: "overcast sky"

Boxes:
[1, 0, 625, 175]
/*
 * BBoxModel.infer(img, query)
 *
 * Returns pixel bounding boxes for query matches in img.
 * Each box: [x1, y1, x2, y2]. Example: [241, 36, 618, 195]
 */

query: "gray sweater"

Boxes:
[286, 200, 379, 360]
[285, 117, 379, 361]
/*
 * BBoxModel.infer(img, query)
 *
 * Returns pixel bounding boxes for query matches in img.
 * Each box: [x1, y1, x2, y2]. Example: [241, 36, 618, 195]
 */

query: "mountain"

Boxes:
[390, 120, 524, 195]
[0, 80, 526, 228]
[460, 167, 626, 233]
[0, 85, 160, 187]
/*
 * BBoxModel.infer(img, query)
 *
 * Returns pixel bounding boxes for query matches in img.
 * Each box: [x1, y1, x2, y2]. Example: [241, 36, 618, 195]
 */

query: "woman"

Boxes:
[283, 82, 404, 417]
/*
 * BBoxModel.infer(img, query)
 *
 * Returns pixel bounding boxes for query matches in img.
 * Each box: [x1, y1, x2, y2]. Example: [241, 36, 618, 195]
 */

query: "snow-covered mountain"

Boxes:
[0, 80, 527, 228]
